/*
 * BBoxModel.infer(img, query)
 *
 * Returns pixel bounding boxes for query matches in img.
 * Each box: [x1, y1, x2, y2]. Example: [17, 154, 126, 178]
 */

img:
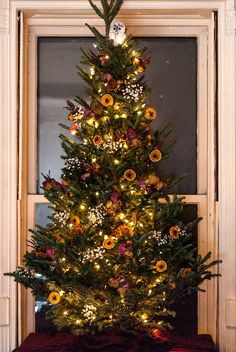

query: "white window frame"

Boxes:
[0, 1, 235, 352]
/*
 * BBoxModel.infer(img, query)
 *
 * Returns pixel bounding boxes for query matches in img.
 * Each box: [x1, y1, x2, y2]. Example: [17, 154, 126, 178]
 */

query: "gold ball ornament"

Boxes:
[145, 107, 157, 120]
[155, 260, 168, 273]
[48, 292, 61, 305]
[93, 135, 102, 146]
[124, 169, 136, 181]
[169, 226, 180, 239]
[100, 94, 114, 107]
[149, 149, 162, 163]
[71, 215, 80, 226]
[103, 237, 115, 249]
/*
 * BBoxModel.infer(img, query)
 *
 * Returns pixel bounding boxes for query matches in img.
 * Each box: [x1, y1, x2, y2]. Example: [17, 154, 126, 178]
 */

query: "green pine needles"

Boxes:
[87, 0, 123, 38]
[6, 0, 221, 336]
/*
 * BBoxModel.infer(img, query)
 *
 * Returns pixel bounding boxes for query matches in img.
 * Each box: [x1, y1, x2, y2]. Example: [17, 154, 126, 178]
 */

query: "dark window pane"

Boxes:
[35, 203, 52, 227]
[35, 204, 55, 332]
[37, 37, 95, 193]
[139, 38, 197, 194]
[171, 204, 198, 334]
[37, 37, 197, 194]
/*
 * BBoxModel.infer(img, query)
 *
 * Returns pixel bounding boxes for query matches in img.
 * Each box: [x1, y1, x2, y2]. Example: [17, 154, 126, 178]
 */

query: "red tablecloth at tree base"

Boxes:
[13, 330, 216, 352]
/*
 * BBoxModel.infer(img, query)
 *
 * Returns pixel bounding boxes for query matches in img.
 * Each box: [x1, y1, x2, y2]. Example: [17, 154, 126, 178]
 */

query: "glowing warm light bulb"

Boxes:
[114, 159, 120, 165]
[63, 311, 68, 315]
[92, 157, 97, 162]
[87, 118, 94, 126]
[121, 113, 127, 119]
[90, 67, 95, 76]
[141, 313, 148, 323]
[95, 263, 100, 270]
[80, 204, 86, 210]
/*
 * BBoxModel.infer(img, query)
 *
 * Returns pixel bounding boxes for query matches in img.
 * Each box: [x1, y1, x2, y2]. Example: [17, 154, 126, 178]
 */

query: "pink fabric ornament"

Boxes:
[46, 248, 55, 258]
[118, 244, 127, 255]
[80, 173, 90, 180]
[111, 192, 120, 202]
[139, 180, 146, 189]
[127, 128, 137, 139]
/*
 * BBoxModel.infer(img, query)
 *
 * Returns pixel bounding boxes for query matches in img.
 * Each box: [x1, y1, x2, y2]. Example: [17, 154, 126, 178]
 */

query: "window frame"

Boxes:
[2, 1, 236, 351]
[19, 13, 217, 341]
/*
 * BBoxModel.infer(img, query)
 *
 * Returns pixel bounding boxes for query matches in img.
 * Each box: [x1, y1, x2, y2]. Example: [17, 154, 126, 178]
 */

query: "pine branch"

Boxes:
[85, 24, 105, 44]
[109, 0, 123, 22]
[88, 0, 104, 19]
[87, 0, 124, 38]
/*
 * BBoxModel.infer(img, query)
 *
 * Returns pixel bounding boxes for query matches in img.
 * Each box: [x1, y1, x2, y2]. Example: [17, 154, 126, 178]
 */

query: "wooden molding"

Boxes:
[0, 9, 9, 32]
[226, 9, 236, 34]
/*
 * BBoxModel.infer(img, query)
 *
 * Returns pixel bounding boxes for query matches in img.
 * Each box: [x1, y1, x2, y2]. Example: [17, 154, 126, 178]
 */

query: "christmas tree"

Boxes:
[8, 0, 220, 336]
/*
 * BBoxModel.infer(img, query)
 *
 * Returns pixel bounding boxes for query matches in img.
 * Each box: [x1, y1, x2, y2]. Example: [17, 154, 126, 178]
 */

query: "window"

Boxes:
[19, 10, 217, 341]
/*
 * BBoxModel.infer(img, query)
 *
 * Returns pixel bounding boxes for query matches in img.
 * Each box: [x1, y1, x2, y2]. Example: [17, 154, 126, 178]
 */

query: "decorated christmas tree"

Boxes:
[8, 0, 220, 337]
